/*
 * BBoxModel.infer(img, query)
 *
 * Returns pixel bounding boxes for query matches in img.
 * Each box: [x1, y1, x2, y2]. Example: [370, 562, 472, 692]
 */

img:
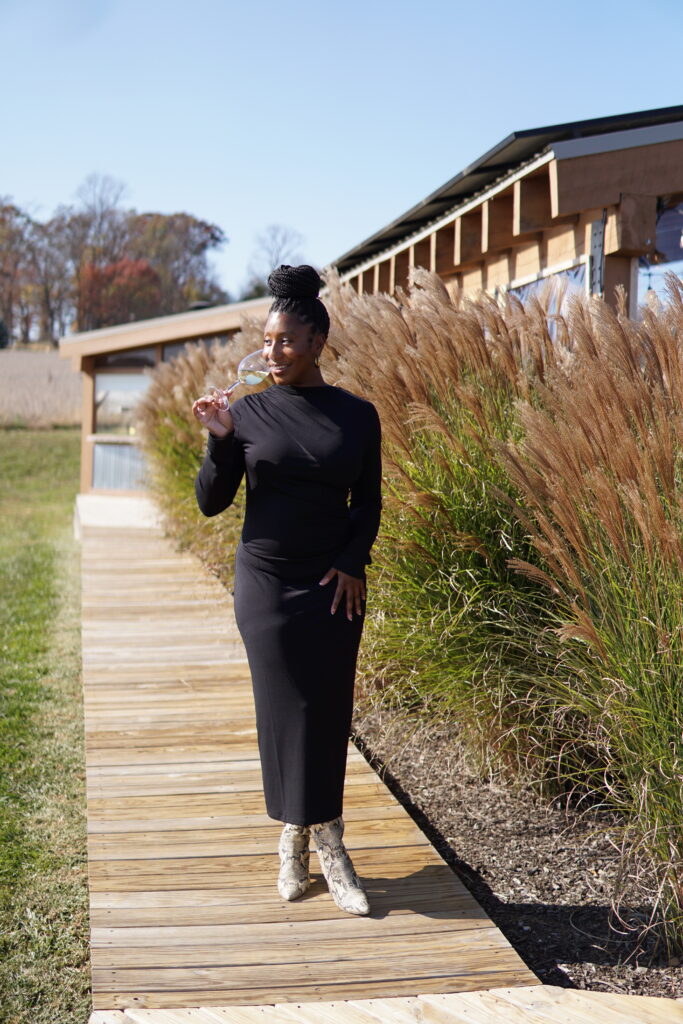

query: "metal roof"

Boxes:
[332, 104, 683, 276]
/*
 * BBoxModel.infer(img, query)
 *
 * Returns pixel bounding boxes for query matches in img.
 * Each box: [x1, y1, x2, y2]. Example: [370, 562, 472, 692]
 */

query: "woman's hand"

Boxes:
[192, 389, 234, 438]
[319, 567, 366, 620]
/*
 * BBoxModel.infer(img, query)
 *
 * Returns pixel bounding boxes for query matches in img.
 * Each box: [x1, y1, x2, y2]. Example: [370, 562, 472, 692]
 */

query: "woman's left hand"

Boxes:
[319, 567, 366, 620]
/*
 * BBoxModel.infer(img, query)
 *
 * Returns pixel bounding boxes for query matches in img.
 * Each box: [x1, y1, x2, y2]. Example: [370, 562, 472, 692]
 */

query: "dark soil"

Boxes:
[352, 703, 683, 1001]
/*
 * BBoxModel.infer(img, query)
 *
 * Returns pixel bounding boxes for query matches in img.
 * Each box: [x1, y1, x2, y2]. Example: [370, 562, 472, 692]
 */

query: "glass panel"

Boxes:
[94, 346, 157, 368]
[95, 372, 150, 435]
[637, 201, 683, 306]
[162, 340, 198, 362]
[162, 334, 231, 362]
[93, 443, 147, 490]
[509, 263, 586, 307]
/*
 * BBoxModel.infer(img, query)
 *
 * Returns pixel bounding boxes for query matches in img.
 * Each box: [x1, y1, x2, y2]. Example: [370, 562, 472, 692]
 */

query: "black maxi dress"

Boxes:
[195, 382, 382, 826]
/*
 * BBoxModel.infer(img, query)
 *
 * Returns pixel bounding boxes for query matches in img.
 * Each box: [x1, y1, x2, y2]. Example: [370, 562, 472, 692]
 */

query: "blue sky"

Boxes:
[2, 0, 682, 297]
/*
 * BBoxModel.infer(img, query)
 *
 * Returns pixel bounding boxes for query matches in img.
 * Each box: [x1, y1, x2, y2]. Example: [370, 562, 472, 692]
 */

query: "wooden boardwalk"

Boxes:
[81, 521, 683, 1024]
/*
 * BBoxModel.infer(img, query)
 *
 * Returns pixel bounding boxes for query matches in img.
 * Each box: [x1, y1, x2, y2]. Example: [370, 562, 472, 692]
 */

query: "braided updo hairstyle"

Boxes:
[267, 264, 330, 339]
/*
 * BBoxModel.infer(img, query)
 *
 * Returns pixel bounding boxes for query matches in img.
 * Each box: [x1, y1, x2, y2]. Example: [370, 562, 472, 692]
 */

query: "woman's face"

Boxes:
[262, 312, 325, 386]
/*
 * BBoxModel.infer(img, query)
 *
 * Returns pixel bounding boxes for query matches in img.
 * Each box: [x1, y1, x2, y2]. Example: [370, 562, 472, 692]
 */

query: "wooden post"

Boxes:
[455, 211, 482, 265]
[413, 237, 431, 272]
[514, 176, 551, 235]
[378, 259, 391, 294]
[435, 224, 456, 273]
[394, 250, 410, 293]
[482, 194, 514, 253]
[80, 356, 95, 493]
[603, 254, 636, 311]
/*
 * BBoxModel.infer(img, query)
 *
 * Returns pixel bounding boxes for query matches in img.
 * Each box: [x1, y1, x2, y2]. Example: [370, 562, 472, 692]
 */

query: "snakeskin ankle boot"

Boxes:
[311, 816, 370, 916]
[277, 823, 311, 901]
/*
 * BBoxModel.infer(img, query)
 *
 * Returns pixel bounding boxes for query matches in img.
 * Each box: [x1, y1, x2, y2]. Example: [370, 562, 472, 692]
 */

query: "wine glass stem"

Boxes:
[224, 379, 240, 394]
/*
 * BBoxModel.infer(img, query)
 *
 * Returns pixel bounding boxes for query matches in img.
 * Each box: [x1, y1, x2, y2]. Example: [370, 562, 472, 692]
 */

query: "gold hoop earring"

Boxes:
[314, 354, 320, 367]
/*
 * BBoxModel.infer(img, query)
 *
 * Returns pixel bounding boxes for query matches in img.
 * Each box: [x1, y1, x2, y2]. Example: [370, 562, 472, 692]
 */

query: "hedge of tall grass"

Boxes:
[138, 270, 683, 950]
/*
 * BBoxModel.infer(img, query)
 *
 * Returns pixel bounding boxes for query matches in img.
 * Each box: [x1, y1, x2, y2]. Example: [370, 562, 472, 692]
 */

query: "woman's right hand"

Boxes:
[192, 390, 234, 438]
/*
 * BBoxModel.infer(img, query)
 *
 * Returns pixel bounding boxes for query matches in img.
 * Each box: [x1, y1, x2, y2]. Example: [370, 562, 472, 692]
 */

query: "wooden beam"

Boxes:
[81, 356, 95, 493]
[514, 176, 551, 235]
[455, 211, 482, 265]
[429, 231, 437, 272]
[605, 193, 657, 257]
[552, 139, 683, 216]
[413, 237, 431, 271]
[59, 296, 271, 363]
[603, 254, 636, 311]
[361, 267, 375, 294]
[435, 224, 456, 273]
[394, 250, 410, 292]
[372, 263, 380, 294]
[378, 259, 391, 294]
[482, 194, 514, 254]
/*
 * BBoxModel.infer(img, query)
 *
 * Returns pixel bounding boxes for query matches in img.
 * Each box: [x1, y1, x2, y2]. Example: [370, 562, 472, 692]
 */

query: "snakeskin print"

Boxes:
[311, 816, 370, 916]
[277, 823, 311, 901]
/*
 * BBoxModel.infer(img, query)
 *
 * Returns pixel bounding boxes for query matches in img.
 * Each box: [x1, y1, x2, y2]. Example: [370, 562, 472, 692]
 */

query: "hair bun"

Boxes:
[268, 264, 322, 300]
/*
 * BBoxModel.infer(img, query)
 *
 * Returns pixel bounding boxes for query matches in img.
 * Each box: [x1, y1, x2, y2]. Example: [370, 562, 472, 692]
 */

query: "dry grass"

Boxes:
[0, 350, 81, 428]
[138, 270, 683, 949]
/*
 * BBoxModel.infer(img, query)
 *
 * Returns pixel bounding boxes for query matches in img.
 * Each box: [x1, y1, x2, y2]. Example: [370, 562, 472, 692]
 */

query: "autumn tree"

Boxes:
[0, 200, 33, 343]
[0, 174, 230, 342]
[127, 211, 228, 313]
[78, 258, 162, 330]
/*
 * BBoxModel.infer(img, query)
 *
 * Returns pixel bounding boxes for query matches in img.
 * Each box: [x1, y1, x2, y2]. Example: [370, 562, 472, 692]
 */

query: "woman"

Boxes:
[192, 265, 382, 916]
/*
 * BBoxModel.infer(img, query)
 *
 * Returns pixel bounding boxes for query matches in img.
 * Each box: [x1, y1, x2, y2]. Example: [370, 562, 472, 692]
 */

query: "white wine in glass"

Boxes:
[207, 351, 271, 408]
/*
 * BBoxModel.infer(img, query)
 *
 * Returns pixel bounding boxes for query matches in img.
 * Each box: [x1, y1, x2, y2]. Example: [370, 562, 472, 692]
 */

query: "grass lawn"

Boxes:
[0, 428, 90, 1024]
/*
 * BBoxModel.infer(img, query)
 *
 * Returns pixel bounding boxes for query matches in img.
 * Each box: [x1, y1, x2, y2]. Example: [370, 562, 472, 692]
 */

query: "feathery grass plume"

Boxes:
[139, 266, 683, 948]
[325, 269, 570, 757]
[502, 273, 683, 949]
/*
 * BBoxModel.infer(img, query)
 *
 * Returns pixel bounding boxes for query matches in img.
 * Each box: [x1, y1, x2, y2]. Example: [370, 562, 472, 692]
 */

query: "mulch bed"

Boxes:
[352, 703, 683, 1000]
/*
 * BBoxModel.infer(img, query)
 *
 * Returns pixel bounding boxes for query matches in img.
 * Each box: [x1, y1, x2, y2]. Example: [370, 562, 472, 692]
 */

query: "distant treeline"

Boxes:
[0, 174, 229, 347]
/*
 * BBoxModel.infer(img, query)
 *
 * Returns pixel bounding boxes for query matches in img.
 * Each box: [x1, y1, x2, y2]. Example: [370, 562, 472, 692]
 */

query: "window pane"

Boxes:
[162, 340, 198, 362]
[93, 443, 147, 490]
[95, 346, 157, 368]
[95, 372, 150, 435]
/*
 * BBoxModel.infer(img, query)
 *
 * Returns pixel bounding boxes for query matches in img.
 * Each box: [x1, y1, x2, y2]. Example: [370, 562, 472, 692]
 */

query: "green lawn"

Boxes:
[0, 429, 91, 1024]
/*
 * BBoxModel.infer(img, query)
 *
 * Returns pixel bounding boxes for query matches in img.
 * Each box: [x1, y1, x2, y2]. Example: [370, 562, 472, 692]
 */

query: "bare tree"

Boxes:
[241, 224, 305, 299]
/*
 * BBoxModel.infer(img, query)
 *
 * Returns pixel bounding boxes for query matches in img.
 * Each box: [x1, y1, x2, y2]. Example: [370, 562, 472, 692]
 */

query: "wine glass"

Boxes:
[207, 350, 271, 409]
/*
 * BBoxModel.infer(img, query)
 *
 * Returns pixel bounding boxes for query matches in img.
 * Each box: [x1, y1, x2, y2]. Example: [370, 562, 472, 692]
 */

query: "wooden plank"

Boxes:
[87, 802, 404, 835]
[92, 970, 536, 1010]
[90, 928, 509, 970]
[93, 953, 534, 995]
[87, 817, 430, 859]
[542, 987, 683, 1024]
[348, 998, 423, 1023]
[91, 910, 493, 949]
[264, 1003, 375, 1024]
[427, 989, 553, 1024]
[123, 1010, 266, 1024]
[80, 525, 538, 1013]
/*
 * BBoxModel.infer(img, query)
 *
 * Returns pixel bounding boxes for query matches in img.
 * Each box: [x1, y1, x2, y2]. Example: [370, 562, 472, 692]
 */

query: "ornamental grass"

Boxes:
[138, 269, 683, 951]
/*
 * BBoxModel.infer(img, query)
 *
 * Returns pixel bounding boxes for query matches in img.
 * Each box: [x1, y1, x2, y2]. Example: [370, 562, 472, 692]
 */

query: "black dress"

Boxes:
[195, 383, 382, 826]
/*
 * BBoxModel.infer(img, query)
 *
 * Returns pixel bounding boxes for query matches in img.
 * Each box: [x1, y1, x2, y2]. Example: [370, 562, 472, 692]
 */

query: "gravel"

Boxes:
[352, 703, 683, 1000]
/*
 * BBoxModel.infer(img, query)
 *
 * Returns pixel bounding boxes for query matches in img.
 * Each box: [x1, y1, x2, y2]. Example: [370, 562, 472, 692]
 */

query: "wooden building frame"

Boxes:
[59, 297, 270, 494]
[331, 106, 683, 317]
[60, 105, 683, 496]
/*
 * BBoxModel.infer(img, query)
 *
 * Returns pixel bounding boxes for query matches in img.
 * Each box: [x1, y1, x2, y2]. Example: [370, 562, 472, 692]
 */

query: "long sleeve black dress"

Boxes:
[195, 382, 382, 826]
